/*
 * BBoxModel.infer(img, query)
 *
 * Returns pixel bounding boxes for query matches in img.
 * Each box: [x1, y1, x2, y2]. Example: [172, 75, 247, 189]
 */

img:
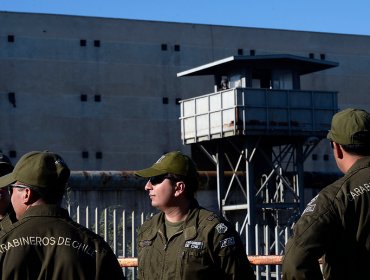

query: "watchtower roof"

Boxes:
[177, 54, 339, 77]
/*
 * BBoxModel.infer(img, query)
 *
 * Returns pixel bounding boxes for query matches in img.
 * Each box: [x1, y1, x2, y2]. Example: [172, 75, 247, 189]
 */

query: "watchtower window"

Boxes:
[271, 69, 293, 90]
[229, 74, 242, 88]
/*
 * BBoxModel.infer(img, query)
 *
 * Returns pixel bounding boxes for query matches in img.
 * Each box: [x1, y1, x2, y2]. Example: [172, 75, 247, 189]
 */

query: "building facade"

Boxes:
[1, 11, 370, 176]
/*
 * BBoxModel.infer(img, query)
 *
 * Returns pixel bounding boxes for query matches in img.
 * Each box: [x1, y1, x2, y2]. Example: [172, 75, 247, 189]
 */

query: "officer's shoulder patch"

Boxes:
[216, 222, 228, 234]
[199, 210, 222, 229]
[302, 194, 319, 215]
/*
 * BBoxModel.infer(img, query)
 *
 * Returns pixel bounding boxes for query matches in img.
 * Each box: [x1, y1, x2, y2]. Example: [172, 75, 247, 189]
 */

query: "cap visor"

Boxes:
[327, 131, 332, 140]
[0, 173, 16, 188]
[135, 167, 167, 178]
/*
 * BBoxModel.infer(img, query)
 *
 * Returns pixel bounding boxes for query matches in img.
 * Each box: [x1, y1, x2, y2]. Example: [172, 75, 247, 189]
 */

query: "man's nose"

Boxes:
[144, 181, 152, 191]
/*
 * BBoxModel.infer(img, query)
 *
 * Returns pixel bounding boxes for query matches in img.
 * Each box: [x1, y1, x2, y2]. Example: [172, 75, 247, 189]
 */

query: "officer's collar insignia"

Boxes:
[139, 240, 152, 247]
[207, 214, 217, 221]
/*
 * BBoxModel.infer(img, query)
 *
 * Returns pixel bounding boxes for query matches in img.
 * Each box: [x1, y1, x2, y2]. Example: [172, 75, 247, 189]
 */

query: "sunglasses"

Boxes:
[148, 175, 169, 185]
[8, 183, 30, 195]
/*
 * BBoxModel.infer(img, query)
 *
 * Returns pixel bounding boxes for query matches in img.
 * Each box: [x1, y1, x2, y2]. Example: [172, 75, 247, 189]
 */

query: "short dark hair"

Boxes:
[167, 173, 199, 199]
[32, 186, 66, 205]
[341, 143, 370, 156]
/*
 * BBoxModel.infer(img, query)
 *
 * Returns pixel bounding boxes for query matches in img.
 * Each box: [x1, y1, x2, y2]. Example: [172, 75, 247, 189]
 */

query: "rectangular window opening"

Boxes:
[94, 95, 101, 102]
[7, 35, 15, 43]
[80, 94, 87, 102]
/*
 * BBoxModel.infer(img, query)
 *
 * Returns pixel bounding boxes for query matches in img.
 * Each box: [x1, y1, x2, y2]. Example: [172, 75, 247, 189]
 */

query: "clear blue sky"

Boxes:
[1, 0, 369, 36]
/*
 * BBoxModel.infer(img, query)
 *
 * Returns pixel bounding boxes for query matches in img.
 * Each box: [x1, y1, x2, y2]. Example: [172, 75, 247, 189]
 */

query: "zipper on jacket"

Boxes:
[158, 230, 168, 251]
[162, 228, 184, 251]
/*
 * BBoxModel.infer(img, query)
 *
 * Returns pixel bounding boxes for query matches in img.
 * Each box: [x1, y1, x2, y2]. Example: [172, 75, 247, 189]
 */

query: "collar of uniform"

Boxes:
[183, 225, 197, 240]
[150, 199, 200, 240]
[347, 156, 370, 174]
[182, 199, 201, 240]
[22, 204, 70, 220]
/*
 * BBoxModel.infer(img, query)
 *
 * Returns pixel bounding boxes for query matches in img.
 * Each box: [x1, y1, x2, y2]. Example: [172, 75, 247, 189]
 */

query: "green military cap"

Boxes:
[135, 151, 198, 178]
[327, 108, 370, 145]
[0, 151, 70, 189]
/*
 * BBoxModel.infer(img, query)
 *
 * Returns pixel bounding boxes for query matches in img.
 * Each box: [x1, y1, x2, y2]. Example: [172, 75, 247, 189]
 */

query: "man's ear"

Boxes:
[174, 181, 185, 197]
[22, 188, 32, 204]
[333, 142, 344, 159]
[23, 188, 39, 205]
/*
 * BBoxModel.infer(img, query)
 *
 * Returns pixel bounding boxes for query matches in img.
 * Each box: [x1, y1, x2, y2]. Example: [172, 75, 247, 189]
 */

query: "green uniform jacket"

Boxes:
[0, 204, 125, 280]
[282, 157, 370, 280]
[137, 200, 255, 280]
[0, 206, 16, 231]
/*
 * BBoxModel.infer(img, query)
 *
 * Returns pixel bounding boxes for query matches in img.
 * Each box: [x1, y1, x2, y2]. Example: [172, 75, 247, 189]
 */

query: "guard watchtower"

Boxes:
[177, 54, 338, 254]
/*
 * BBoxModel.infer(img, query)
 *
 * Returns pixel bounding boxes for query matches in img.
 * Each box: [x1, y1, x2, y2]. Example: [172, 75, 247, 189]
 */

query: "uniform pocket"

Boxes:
[138, 239, 156, 279]
[180, 248, 211, 279]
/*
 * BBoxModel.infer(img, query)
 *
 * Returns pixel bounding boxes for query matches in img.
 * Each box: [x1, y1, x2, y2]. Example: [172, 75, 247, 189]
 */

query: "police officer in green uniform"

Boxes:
[282, 108, 370, 279]
[135, 151, 255, 280]
[0, 151, 125, 280]
[0, 153, 16, 231]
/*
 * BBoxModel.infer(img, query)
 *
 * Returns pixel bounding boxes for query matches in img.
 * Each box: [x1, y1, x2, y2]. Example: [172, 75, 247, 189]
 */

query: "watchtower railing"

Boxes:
[179, 87, 338, 144]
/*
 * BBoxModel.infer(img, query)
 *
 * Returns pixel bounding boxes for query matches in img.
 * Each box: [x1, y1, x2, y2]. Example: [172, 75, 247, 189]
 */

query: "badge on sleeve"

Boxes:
[220, 237, 235, 248]
[302, 194, 319, 215]
[216, 223, 228, 234]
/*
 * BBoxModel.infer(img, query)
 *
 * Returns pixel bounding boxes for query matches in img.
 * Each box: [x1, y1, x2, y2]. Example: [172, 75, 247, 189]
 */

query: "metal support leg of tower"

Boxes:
[197, 136, 319, 254]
